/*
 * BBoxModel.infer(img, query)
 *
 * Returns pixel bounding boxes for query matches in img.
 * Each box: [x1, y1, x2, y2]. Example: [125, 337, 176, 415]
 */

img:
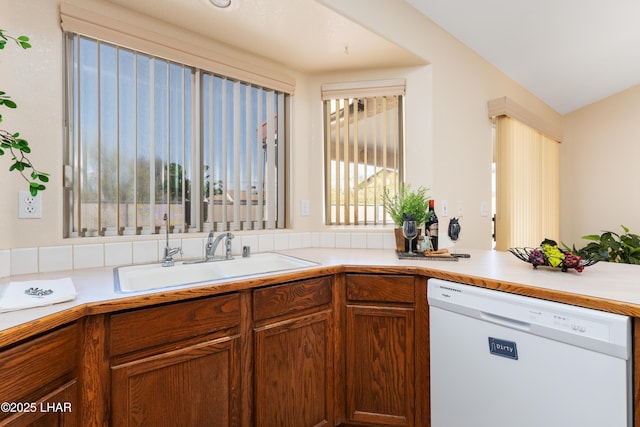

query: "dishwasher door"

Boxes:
[428, 279, 632, 427]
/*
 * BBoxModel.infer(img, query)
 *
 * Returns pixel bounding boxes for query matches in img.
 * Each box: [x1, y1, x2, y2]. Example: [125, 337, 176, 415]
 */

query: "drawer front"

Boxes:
[253, 276, 332, 322]
[110, 293, 240, 356]
[0, 323, 78, 403]
[346, 274, 415, 303]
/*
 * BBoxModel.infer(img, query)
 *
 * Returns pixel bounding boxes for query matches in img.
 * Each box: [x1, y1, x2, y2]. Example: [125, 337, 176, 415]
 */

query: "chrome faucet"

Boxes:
[162, 213, 181, 267]
[207, 231, 234, 261]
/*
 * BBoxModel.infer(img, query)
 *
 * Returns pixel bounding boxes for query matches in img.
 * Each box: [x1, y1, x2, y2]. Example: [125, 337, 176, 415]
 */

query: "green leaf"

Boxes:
[581, 234, 601, 241]
[2, 99, 16, 109]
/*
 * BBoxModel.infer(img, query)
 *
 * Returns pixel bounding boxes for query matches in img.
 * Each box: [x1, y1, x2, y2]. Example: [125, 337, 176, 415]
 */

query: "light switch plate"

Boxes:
[300, 199, 310, 216]
[480, 201, 489, 217]
[18, 190, 42, 219]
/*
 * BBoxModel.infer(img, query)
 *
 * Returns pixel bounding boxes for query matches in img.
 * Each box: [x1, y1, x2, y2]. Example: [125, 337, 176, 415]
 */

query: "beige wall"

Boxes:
[319, 0, 562, 249]
[3, 0, 562, 251]
[561, 85, 640, 248]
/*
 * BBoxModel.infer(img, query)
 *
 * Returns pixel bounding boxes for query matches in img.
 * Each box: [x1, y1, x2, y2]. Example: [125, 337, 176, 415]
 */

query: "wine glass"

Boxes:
[448, 217, 461, 254]
[402, 219, 418, 255]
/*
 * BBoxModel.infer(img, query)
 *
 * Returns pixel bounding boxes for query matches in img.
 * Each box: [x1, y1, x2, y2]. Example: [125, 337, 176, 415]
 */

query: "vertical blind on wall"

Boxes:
[494, 116, 560, 250]
[321, 79, 405, 226]
[64, 34, 286, 237]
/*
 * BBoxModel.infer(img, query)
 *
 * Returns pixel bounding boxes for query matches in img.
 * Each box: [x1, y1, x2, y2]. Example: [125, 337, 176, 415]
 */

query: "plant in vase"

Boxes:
[382, 184, 430, 252]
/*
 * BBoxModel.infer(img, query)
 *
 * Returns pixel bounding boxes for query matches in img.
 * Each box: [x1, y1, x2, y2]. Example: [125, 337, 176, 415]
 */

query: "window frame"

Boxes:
[321, 79, 406, 226]
[62, 32, 289, 238]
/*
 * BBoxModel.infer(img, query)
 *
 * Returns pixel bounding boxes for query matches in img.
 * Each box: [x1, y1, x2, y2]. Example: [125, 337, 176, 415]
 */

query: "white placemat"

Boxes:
[0, 278, 77, 313]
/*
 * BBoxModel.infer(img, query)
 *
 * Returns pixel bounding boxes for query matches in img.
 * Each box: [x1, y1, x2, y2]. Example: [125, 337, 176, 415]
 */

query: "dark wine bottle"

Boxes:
[426, 199, 439, 251]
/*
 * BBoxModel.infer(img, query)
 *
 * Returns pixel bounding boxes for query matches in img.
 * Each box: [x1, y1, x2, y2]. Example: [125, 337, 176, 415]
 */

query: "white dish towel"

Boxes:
[0, 278, 77, 313]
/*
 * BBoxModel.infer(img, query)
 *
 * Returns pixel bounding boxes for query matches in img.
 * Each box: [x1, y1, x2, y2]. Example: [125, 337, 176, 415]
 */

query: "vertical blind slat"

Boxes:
[277, 93, 286, 229]
[233, 81, 241, 231]
[266, 91, 276, 229]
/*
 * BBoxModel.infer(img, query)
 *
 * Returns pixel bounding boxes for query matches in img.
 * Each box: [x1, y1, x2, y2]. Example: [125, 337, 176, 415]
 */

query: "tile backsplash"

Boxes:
[0, 230, 396, 278]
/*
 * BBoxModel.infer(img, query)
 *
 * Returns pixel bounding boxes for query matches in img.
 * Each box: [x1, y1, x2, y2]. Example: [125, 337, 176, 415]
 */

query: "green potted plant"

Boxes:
[563, 225, 640, 264]
[382, 184, 430, 251]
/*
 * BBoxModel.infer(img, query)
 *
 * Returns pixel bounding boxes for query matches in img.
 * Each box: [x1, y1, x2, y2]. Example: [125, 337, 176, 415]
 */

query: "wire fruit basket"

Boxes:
[509, 246, 598, 273]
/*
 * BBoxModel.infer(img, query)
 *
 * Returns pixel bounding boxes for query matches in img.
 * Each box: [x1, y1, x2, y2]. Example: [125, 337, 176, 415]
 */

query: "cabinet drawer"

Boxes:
[0, 323, 78, 403]
[253, 276, 332, 322]
[110, 293, 240, 356]
[346, 274, 415, 303]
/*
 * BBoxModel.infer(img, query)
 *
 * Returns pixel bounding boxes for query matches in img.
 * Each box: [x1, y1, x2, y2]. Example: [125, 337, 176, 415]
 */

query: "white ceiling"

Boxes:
[105, 0, 426, 74]
[406, 0, 640, 114]
[105, 0, 640, 114]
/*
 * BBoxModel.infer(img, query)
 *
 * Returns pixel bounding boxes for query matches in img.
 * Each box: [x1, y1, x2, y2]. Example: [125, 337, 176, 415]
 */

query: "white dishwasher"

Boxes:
[428, 279, 632, 427]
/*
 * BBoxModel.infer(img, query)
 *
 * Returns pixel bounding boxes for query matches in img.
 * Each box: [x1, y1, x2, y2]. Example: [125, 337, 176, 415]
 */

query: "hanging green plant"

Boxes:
[0, 29, 49, 195]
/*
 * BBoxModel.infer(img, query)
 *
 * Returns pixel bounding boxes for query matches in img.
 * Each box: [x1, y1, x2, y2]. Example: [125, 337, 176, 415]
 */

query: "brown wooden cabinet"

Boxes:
[0, 270, 431, 426]
[253, 276, 335, 427]
[108, 293, 243, 427]
[344, 274, 423, 427]
[0, 323, 79, 427]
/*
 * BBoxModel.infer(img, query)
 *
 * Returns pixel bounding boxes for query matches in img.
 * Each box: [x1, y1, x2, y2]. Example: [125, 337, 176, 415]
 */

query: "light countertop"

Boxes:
[1, 248, 639, 344]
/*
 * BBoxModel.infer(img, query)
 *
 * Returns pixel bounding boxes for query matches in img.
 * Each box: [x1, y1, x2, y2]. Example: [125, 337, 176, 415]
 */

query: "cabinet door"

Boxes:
[111, 336, 241, 427]
[345, 304, 415, 427]
[254, 310, 334, 427]
[0, 380, 77, 427]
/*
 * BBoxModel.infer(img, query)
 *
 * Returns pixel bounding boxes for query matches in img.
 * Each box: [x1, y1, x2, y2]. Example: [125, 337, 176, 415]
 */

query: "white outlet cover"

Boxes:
[18, 190, 42, 219]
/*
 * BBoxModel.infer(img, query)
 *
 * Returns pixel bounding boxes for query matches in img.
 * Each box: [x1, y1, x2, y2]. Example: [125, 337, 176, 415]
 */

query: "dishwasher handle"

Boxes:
[480, 311, 532, 331]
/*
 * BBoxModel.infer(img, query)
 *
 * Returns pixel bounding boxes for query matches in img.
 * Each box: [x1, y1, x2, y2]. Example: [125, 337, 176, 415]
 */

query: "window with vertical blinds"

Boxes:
[322, 79, 405, 226]
[493, 115, 560, 250]
[64, 33, 287, 237]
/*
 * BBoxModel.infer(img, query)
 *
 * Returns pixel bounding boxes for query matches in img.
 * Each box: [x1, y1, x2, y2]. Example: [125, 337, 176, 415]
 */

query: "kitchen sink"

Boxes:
[114, 252, 319, 293]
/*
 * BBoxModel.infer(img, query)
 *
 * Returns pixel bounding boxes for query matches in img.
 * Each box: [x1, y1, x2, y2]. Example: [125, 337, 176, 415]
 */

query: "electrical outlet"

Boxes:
[18, 191, 42, 219]
[458, 200, 464, 217]
[441, 200, 448, 217]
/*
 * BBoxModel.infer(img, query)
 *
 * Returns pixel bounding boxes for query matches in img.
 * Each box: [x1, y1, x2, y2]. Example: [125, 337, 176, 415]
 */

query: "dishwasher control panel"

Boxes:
[428, 279, 631, 359]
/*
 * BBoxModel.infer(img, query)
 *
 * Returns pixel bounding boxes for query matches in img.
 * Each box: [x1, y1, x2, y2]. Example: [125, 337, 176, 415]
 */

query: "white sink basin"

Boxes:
[114, 252, 319, 293]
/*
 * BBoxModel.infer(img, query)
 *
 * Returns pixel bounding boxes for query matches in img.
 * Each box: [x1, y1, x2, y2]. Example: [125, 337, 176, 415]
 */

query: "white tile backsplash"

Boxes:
[181, 237, 205, 259]
[241, 235, 258, 253]
[382, 232, 397, 250]
[39, 246, 73, 273]
[366, 233, 384, 249]
[335, 233, 351, 248]
[11, 248, 38, 276]
[133, 240, 158, 264]
[0, 250, 11, 278]
[350, 233, 368, 249]
[74, 244, 104, 270]
[319, 232, 335, 248]
[273, 233, 289, 250]
[258, 234, 274, 252]
[1, 230, 397, 276]
[104, 242, 133, 266]
[288, 233, 304, 249]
